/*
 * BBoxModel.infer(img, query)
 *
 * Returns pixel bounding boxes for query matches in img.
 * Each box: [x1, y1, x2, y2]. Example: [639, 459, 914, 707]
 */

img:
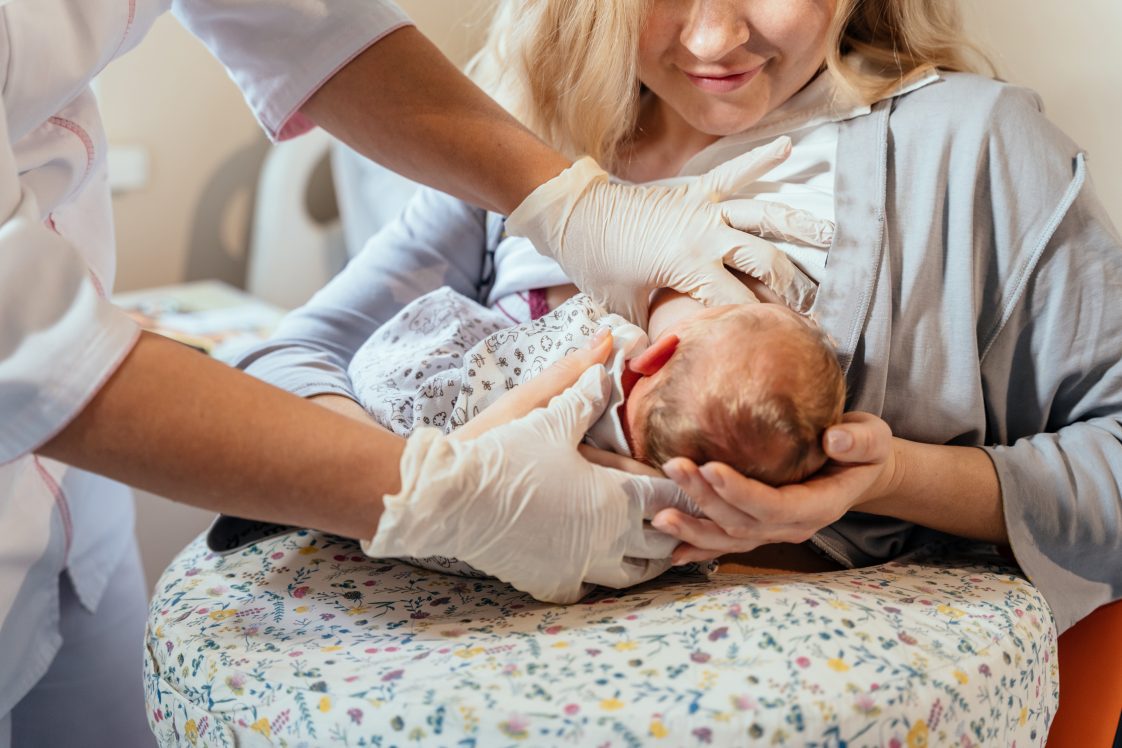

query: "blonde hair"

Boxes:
[638, 310, 846, 486]
[469, 0, 993, 172]
[827, 0, 995, 102]
[468, 0, 647, 169]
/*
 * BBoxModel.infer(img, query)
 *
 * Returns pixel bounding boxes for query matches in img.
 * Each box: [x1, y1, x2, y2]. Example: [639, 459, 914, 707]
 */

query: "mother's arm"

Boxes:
[232, 185, 489, 401]
[653, 415, 1004, 559]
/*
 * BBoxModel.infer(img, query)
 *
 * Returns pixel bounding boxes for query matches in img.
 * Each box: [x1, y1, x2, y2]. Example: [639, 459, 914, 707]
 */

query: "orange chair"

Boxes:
[1046, 600, 1122, 747]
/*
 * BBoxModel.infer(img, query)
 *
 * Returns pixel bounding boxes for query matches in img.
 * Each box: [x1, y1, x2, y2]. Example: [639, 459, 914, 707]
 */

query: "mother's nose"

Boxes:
[681, 0, 751, 63]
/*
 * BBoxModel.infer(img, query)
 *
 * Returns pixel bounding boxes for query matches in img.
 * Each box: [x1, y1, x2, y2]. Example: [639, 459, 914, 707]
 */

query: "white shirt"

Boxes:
[0, 0, 410, 717]
[487, 62, 940, 299]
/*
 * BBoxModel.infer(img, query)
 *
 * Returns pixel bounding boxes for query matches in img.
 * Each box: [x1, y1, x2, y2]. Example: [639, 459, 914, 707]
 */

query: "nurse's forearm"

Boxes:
[860, 440, 1008, 544]
[37, 332, 401, 539]
[300, 25, 570, 215]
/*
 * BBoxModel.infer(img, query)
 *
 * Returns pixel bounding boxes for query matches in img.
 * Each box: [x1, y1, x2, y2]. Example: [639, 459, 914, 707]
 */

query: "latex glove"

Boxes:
[364, 365, 693, 603]
[505, 136, 831, 326]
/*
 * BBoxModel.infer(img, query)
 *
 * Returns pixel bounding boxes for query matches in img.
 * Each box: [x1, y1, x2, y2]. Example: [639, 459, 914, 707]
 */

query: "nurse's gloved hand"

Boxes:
[505, 136, 831, 327]
[363, 365, 691, 604]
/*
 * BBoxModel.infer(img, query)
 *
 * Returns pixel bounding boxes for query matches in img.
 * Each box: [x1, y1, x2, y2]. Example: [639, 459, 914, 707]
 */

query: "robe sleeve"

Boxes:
[978, 88, 1122, 634]
[231, 187, 489, 400]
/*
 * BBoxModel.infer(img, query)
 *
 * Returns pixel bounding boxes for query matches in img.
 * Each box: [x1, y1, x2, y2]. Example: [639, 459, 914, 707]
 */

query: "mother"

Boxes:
[239, 0, 1122, 634]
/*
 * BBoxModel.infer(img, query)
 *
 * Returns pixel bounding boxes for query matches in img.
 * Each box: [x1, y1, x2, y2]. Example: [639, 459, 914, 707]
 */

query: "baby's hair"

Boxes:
[640, 310, 845, 486]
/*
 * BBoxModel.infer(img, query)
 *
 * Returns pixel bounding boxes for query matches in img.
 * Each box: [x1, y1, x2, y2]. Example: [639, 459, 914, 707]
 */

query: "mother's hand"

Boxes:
[652, 412, 900, 564]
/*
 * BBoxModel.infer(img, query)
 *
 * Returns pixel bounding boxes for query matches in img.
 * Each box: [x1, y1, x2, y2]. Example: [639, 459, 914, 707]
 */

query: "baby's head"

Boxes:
[626, 304, 845, 486]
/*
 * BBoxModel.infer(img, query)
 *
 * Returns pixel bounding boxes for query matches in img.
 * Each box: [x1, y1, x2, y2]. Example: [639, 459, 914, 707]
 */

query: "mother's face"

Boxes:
[639, 0, 836, 136]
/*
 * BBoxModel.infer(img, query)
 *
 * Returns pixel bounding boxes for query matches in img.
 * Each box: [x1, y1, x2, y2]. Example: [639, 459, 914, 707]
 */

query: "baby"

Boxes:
[349, 285, 844, 577]
[349, 283, 845, 492]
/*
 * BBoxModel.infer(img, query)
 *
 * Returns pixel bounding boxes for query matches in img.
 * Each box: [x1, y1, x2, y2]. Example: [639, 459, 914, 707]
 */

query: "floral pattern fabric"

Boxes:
[146, 532, 1057, 747]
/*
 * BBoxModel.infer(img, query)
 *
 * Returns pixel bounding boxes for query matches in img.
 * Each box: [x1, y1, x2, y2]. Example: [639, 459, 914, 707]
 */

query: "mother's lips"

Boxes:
[683, 65, 763, 93]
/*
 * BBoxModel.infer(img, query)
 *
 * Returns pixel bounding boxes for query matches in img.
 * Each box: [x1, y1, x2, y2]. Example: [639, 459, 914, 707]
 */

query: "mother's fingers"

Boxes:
[823, 411, 893, 464]
[651, 509, 748, 556]
[662, 457, 755, 528]
[671, 543, 722, 566]
[694, 461, 791, 525]
[691, 461, 845, 543]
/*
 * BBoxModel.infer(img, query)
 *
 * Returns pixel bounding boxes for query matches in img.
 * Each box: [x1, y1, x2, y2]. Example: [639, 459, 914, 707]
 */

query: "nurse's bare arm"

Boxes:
[39, 322, 614, 538]
[38, 331, 400, 540]
[300, 25, 569, 215]
[39, 326, 616, 540]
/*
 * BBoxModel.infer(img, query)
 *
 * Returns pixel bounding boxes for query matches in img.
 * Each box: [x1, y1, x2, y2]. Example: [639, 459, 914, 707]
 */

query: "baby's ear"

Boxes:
[627, 334, 679, 377]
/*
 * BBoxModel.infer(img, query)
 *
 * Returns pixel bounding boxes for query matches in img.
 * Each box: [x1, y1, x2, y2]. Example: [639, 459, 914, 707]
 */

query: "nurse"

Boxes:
[0, 1, 832, 745]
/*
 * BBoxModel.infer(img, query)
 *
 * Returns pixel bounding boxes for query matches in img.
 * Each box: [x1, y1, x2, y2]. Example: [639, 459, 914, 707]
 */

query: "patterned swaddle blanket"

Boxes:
[348, 286, 643, 576]
[351, 287, 599, 435]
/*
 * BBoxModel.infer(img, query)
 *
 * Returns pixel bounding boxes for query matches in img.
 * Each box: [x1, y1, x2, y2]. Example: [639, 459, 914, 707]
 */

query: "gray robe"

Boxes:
[236, 73, 1122, 634]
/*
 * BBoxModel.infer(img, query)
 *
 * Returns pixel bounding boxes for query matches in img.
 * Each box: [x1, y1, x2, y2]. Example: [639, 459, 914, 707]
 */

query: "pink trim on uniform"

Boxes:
[528, 288, 551, 320]
[34, 457, 73, 560]
[273, 21, 413, 141]
[47, 117, 95, 184]
[87, 269, 108, 299]
[106, 0, 138, 68]
[47, 214, 108, 298]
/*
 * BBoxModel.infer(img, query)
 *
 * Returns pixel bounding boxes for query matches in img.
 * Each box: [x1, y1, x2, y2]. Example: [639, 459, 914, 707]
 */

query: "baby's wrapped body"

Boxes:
[349, 287, 643, 451]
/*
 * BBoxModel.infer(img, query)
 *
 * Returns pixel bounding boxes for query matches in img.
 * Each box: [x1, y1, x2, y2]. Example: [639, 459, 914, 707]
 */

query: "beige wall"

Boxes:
[102, 1, 494, 294]
[962, 0, 1122, 227]
[100, 15, 262, 293]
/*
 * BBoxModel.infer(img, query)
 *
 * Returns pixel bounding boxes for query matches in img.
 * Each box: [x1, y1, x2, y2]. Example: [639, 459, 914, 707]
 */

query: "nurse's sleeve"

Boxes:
[172, 0, 412, 141]
[981, 160, 1122, 635]
[231, 187, 489, 400]
[0, 97, 139, 463]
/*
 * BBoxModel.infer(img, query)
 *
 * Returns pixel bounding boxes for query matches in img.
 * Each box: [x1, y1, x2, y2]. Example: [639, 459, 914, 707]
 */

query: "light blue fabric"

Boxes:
[812, 75, 1122, 633]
